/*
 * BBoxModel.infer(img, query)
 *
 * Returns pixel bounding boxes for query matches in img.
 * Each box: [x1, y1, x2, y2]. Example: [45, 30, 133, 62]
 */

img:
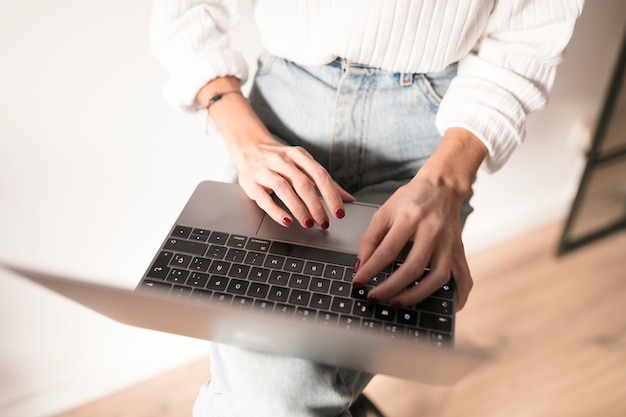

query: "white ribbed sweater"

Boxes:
[150, 0, 583, 172]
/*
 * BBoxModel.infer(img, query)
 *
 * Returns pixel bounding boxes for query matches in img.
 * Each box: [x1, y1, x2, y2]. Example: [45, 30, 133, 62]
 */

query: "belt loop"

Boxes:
[400, 72, 414, 86]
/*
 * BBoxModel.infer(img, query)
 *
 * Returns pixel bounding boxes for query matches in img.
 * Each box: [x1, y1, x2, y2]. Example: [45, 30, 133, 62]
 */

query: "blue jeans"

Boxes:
[193, 55, 469, 417]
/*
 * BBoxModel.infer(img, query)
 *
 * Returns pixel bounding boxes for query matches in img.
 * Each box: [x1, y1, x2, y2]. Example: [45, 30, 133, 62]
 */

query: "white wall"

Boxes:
[0, 1, 624, 416]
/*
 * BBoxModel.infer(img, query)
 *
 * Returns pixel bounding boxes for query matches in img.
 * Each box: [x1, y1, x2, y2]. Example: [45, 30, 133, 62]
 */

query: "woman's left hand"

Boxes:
[351, 127, 488, 311]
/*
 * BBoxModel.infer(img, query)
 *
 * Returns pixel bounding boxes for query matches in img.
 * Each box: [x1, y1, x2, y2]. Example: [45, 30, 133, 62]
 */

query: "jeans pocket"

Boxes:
[416, 63, 458, 109]
[255, 51, 279, 77]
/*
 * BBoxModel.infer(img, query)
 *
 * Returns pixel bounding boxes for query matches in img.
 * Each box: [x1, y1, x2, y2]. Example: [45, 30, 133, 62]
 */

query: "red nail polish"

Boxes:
[352, 281, 363, 289]
[367, 296, 378, 305]
[354, 258, 361, 272]
[391, 300, 402, 309]
[305, 218, 314, 228]
[320, 220, 329, 230]
[282, 217, 292, 227]
[335, 208, 345, 219]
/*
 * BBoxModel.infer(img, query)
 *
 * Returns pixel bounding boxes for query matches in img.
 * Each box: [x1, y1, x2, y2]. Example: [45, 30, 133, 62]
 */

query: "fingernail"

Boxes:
[335, 208, 345, 219]
[354, 258, 361, 272]
[367, 296, 378, 305]
[352, 281, 363, 289]
[282, 217, 292, 227]
[304, 218, 314, 228]
[391, 300, 402, 309]
[320, 220, 329, 230]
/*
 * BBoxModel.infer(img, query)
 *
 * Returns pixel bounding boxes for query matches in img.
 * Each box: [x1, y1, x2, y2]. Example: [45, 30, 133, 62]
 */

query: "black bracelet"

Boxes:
[205, 91, 242, 111]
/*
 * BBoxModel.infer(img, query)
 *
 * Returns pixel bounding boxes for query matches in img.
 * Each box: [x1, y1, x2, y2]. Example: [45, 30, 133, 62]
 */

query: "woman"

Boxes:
[150, 1, 582, 415]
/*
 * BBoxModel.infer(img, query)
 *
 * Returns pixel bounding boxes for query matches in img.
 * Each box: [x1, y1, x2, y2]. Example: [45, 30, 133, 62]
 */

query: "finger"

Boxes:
[353, 218, 415, 289]
[450, 245, 473, 311]
[387, 239, 454, 308]
[245, 181, 295, 228]
[365, 237, 436, 303]
[286, 147, 345, 224]
[259, 153, 325, 228]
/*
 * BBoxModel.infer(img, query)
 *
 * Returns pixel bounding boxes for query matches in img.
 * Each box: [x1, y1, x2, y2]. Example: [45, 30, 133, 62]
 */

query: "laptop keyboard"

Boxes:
[137, 225, 455, 347]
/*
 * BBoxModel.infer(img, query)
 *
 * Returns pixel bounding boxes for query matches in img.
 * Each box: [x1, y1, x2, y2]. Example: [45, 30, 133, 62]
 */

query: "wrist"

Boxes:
[416, 127, 488, 196]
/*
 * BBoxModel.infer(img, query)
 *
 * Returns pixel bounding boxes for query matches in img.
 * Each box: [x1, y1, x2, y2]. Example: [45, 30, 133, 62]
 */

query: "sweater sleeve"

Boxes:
[150, 0, 248, 112]
[435, 0, 584, 172]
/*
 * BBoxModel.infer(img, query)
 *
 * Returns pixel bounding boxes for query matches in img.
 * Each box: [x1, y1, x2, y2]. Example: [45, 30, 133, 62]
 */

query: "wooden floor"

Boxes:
[55, 222, 626, 417]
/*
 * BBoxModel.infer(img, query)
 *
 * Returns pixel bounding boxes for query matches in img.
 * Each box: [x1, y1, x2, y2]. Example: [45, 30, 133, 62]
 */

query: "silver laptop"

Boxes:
[3, 180, 488, 385]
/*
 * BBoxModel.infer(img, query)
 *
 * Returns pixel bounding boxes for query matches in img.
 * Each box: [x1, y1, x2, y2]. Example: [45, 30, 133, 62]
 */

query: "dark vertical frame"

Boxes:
[557, 30, 626, 256]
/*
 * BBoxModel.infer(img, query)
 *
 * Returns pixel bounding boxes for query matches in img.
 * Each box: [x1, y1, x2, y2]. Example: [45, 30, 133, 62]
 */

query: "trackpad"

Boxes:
[257, 201, 378, 254]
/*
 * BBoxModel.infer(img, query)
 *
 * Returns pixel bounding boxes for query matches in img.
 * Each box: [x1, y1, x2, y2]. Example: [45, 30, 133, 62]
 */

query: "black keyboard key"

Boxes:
[432, 281, 455, 300]
[209, 260, 231, 275]
[233, 296, 254, 310]
[226, 279, 249, 295]
[206, 244, 227, 259]
[189, 256, 211, 272]
[147, 264, 170, 280]
[212, 292, 233, 306]
[206, 275, 229, 291]
[191, 228, 211, 238]
[338, 315, 360, 331]
[166, 268, 189, 284]
[228, 264, 250, 279]
[361, 319, 382, 334]
[268, 286, 290, 302]
[374, 305, 396, 321]
[268, 270, 290, 285]
[244, 251, 266, 266]
[246, 238, 271, 252]
[227, 234, 247, 248]
[284, 258, 305, 273]
[420, 313, 453, 332]
[430, 332, 452, 347]
[397, 309, 418, 326]
[249, 267, 270, 282]
[139, 279, 171, 293]
[416, 297, 453, 315]
[352, 286, 369, 300]
[253, 299, 275, 313]
[164, 238, 208, 256]
[331, 297, 353, 314]
[295, 307, 316, 322]
[309, 277, 331, 293]
[323, 264, 345, 280]
[171, 285, 192, 299]
[289, 274, 310, 289]
[208, 231, 229, 244]
[304, 261, 324, 276]
[186, 272, 209, 288]
[171, 225, 192, 238]
[384, 324, 405, 339]
[275, 303, 295, 318]
[170, 253, 192, 268]
[310, 293, 331, 310]
[264, 255, 285, 270]
[247, 282, 270, 298]
[353, 301, 375, 318]
[288, 289, 311, 306]
[317, 312, 339, 326]
[406, 328, 428, 343]
[330, 281, 351, 297]
[225, 248, 246, 263]
[189, 288, 212, 303]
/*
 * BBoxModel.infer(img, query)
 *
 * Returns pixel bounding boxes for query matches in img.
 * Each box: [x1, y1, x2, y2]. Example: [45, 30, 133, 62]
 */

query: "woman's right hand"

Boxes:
[197, 76, 354, 229]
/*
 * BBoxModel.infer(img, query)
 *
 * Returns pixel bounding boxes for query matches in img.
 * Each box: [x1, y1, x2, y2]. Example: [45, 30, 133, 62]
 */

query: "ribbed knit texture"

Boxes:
[150, 0, 583, 172]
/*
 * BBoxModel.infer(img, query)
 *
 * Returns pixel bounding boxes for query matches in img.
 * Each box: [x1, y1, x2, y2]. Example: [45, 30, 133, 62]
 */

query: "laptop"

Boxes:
[3, 180, 488, 385]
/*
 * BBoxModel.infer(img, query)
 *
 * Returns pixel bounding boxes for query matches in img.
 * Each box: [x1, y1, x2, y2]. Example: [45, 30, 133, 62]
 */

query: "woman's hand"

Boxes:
[197, 76, 354, 229]
[235, 139, 355, 229]
[352, 128, 488, 311]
